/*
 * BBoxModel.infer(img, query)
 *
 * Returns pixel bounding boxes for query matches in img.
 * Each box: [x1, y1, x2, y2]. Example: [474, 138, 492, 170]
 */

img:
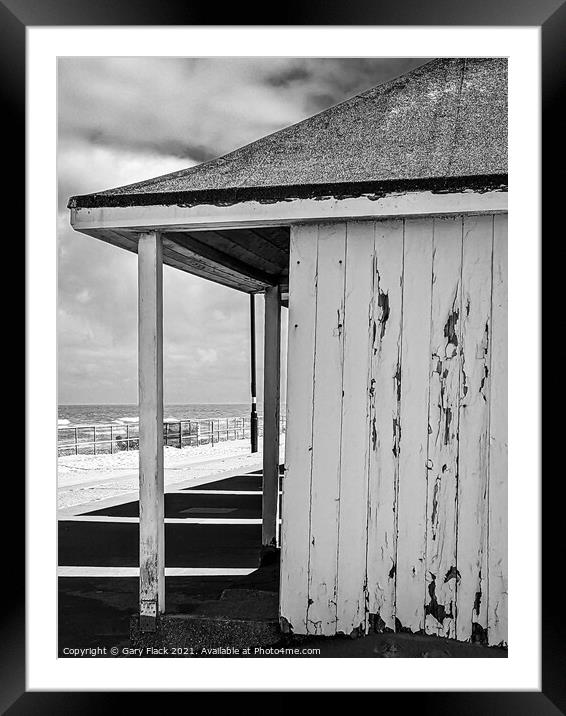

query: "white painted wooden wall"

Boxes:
[280, 214, 507, 646]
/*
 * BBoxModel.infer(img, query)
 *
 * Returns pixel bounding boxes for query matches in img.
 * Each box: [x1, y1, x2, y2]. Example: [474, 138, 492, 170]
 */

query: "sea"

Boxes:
[58, 403, 261, 427]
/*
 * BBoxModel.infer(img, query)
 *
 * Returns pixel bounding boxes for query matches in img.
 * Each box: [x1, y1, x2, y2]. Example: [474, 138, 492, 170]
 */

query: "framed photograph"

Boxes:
[10, 0, 556, 707]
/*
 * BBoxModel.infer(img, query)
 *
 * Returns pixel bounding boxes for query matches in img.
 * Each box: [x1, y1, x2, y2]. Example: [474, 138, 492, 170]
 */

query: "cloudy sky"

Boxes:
[58, 57, 423, 406]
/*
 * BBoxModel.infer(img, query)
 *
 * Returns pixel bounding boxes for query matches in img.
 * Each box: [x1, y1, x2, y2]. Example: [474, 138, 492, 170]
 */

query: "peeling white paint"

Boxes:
[280, 213, 507, 647]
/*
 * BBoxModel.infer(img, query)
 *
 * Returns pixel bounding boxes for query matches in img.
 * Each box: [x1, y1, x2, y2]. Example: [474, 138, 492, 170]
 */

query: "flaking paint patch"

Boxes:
[461, 365, 468, 397]
[431, 477, 441, 529]
[474, 586, 482, 616]
[377, 287, 390, 339]
[425, 573, 454, 624]
[478, 320, 490, 401]
[280, 616, 293, 634]
[444, 566, 461, 583]
[443, 308, 459, 354]
[444, 407, 453, 445]
[471, 622, 488, 645]
[394, 362, 402, 403]
[392, 418, 400, 458]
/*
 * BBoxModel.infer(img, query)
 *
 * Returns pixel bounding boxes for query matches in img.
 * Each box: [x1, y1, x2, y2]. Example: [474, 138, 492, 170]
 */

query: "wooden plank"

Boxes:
[80, 227, 139, 254]
[396, 217, 434, 633]
[424, 216, 463, 638]
[279, 224, 319, 634]
[251, 226, 291, 253]
[262, 285, 281, 549]
[161, 243, 261, 293]
[307, 221, 347, 635]
[336, 221, 375, 635]
[456, 214, 493, 643]
[163, 233, 274, 288]
[215, 228, 289, 270]
[137, 231, 165, 630]
[366, 218, 404, 632]
[190, 229, 284, 275]
[488, 214, 508, 646]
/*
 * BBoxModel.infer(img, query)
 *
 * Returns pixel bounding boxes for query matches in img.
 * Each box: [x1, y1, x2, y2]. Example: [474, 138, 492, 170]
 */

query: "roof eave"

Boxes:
[68, 174, 508, 211]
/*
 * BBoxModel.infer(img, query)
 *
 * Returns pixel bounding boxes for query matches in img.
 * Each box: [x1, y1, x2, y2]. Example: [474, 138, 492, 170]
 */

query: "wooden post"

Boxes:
[250, 294, 259, 452]
[138, 230, 164, 631]
[262, 285, 281, 554]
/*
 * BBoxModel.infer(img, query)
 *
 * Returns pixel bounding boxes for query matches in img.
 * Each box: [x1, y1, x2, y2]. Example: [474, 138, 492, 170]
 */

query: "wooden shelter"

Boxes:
[69, 57, 508, 646]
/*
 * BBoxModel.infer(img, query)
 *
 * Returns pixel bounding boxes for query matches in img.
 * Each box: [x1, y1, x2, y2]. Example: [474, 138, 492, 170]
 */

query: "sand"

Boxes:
[58, 438, 284, 513]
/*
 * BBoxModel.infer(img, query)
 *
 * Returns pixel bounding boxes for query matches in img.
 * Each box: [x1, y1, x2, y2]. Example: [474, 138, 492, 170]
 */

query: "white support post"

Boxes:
[138, 231, 164, 631]
[262, 285, 281, 553]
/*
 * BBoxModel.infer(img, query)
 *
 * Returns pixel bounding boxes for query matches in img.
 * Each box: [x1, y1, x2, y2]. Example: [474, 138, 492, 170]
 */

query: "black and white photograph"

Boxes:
[14, 14, 552, 703]
[58, 55, 509, 658]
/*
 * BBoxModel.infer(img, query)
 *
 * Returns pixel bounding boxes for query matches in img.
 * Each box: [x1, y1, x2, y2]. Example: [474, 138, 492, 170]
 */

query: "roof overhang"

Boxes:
[71, 185, 507, 233]
[70, 186, 507, 295]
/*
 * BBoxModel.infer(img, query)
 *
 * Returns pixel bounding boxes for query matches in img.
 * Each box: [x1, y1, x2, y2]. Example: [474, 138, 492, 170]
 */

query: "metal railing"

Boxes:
[57, 415, 286, 457]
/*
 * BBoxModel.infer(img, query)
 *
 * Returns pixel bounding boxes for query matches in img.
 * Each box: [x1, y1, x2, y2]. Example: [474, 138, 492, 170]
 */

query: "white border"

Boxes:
[28, 27, 540, 691]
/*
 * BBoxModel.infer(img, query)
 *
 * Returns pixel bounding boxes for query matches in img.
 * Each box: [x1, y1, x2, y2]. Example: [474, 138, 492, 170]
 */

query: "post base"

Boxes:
[259, 545, 280, 567]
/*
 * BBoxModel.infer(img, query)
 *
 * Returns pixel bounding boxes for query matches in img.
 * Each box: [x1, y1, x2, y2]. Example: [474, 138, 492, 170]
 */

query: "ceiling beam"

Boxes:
[162, 233, 277, 290]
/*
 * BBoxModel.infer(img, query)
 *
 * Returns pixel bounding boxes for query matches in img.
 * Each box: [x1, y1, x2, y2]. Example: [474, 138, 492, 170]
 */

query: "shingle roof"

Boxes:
[69, 57, 507, 210]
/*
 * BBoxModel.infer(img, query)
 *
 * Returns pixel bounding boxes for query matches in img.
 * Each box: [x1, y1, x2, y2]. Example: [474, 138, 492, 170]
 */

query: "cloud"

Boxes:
[58, 57, 424, 169]
[58, 140, 194, 208]
[58, 57, 422, 405]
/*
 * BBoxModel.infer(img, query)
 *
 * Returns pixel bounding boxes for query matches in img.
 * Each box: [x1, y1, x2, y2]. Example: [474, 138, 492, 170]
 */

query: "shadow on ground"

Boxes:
[58, 470, 507, 658]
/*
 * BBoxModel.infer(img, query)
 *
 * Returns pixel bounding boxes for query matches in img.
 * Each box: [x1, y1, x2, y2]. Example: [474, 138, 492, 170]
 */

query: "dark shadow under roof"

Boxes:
[69, 58, 507, 210]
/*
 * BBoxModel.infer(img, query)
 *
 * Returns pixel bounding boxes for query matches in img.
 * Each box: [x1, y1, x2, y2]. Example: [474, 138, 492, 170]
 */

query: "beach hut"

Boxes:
[69, 57, 508, 647]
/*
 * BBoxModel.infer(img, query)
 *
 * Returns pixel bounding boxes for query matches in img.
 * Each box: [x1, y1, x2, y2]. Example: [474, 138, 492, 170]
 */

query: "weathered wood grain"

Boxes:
[456, 214, 493, 643]
[279, 224, 319, 634]
[488, 214, 508, 646]
[195, 229, 285, 275]
[162, 234, 272, 291]
[366, 218, 404, 632]
[336, 222, 375, 635]
[161, 241, 263, 292]
[396, 217, 434, 633]
[138, 231, 165, 629]
[307, 221, 347, 635]
[279, 212, 507, 646]
[424, 216, 463, 638]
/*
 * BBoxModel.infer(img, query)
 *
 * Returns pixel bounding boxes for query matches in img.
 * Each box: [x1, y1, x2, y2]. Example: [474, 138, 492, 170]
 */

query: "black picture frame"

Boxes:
[9, 0, 558, 708]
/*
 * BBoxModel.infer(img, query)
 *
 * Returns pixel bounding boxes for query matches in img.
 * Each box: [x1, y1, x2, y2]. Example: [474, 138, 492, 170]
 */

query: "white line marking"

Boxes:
[166, 489, 280, 495]
[59, 516, 262, 525]
[57, 566, 256, 578]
